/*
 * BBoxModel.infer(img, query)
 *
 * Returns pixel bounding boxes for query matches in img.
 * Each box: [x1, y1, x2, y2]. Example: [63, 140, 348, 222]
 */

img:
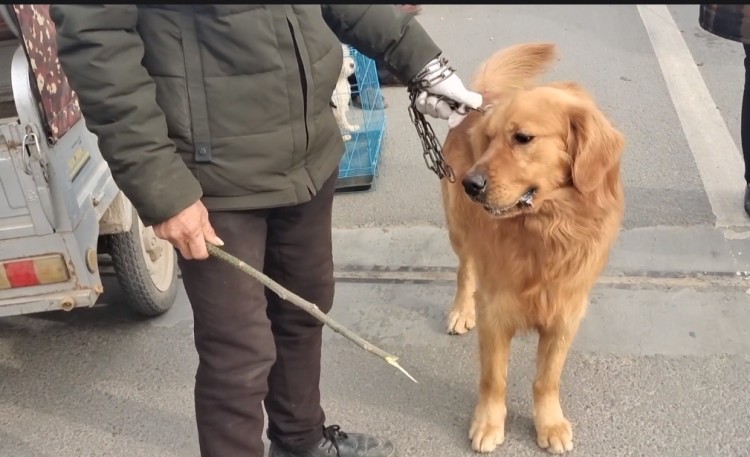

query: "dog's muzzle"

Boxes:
[481, 188, 537, 217]
[462, 172, 488, 199]
[462, 172, 538, 216]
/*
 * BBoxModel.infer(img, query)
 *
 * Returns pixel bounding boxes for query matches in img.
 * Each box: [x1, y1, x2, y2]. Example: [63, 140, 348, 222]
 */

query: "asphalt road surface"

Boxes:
[3, 5, 750, 457]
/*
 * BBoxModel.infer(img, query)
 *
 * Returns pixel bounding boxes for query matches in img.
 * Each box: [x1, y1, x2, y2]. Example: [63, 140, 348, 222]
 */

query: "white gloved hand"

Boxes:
[413, 58, 483, 129]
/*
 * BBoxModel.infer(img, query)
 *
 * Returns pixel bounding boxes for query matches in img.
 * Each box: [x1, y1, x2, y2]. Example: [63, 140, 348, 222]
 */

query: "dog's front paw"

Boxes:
[469, 410, 505, 453]
[349, 123, 360, 132]
[447, 305, 475, 335]
[342, 133, 352, 142]
[536, 418, 573, 454]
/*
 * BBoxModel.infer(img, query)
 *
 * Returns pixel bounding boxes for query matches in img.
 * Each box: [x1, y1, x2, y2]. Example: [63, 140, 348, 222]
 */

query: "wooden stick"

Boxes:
[206, 243, 418, 383]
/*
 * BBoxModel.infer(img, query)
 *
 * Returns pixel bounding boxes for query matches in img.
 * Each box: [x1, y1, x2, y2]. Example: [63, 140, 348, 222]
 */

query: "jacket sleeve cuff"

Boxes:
[116, 166, 204, 227]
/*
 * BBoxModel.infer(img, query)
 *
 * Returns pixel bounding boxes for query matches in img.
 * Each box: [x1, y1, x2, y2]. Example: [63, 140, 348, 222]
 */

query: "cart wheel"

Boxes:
[108, 207, 178, 316]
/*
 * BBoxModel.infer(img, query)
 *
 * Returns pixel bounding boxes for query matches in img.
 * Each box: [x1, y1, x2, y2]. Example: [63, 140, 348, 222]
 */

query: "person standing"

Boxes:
[50, 5, 481, 457]
[700, 4, 750, 216]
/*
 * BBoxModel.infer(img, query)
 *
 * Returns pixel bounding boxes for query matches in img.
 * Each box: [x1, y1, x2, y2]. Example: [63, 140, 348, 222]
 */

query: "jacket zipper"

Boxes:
[287, 19, 309, 151]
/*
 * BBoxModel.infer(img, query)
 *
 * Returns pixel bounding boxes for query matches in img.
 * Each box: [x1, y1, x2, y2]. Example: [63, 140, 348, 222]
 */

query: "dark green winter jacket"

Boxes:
[49, 5, 441, 226]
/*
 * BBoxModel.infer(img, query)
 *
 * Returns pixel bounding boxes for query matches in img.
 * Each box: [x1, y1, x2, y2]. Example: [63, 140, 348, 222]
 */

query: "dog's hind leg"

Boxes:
[532, 308, 585, 454]
[446, 230, 478, 335]
[469, 299, 514, 453]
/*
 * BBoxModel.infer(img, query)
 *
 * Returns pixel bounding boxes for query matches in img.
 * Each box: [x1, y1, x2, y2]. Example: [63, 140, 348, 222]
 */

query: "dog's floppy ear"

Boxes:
[566, 93, 624, 194]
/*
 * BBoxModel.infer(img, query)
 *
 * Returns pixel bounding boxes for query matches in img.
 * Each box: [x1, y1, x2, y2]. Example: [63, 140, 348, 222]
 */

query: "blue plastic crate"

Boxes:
[333, 45, 387, 192]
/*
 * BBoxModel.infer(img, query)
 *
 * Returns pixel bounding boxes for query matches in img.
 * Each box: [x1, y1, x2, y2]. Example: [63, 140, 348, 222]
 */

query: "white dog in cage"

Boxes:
[331, 44, 360, 142]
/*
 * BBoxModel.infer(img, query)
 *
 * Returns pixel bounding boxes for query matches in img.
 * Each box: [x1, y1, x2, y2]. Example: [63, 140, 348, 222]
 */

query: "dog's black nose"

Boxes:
[462, 172, 487, 197]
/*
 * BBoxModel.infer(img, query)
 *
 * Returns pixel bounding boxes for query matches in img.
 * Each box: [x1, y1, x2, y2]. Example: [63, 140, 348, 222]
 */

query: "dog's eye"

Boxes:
[513, 132, 534, 145]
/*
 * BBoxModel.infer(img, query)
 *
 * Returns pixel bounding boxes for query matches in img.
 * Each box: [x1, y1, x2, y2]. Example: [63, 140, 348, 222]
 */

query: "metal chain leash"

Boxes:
[406, 56, 457, 183]
[407, 87, 456, 183]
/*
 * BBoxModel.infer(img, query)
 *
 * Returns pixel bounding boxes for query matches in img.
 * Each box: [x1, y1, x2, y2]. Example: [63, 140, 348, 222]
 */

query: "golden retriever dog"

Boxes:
[440, 42, 625, 454]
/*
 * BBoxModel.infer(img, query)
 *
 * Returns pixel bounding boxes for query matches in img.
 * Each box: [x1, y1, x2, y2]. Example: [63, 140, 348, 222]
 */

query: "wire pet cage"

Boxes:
[333, 44, 387, 193]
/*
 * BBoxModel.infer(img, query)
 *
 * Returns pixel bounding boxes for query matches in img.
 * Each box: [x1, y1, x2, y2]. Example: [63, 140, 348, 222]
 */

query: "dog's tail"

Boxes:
[472, 42, 557, 103]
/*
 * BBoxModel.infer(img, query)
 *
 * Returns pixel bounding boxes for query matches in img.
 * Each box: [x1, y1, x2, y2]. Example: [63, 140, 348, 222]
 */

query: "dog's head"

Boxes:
[461, 44, 624, 219]
[340, 44, 356, 79]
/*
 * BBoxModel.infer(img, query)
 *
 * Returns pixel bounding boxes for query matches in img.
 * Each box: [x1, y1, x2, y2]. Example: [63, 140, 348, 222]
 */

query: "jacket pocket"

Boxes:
[151, 75, 192, 149]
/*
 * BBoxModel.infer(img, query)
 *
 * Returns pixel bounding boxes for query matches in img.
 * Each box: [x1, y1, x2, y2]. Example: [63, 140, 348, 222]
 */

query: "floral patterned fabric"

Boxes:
[12, 4, 81, 141]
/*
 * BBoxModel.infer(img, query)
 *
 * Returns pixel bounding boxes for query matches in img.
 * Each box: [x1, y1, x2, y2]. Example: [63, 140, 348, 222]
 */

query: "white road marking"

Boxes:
[637, 4, 749, 228]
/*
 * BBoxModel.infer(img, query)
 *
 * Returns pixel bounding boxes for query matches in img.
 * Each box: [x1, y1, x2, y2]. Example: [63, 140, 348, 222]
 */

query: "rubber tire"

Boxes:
[108, 207, 178, 317]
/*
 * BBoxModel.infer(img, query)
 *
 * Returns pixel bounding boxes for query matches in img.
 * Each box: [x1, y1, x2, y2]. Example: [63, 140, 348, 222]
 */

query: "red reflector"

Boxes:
[4, 260, 39, 287]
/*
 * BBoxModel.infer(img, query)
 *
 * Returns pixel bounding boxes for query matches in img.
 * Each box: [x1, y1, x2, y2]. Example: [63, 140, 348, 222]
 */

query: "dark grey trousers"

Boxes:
[177, 170, 337, 457]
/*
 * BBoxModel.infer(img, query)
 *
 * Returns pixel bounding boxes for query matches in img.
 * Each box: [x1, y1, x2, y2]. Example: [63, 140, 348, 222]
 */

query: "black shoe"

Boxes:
[352, 89, 388, 110]
[268, 425, 396, 457]
[744, 184, 750, 217]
